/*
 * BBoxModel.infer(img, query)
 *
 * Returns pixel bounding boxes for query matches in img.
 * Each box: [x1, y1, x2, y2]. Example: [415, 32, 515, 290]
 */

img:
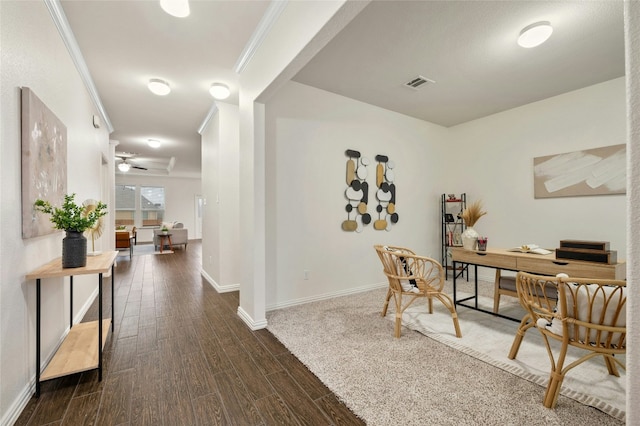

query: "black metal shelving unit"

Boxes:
[441, 193, 469, 280]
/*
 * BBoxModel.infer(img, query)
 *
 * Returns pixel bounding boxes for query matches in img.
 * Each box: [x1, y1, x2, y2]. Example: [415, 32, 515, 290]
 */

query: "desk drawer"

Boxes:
[517, 257, 624, 280]
[453, 250, 517, 269]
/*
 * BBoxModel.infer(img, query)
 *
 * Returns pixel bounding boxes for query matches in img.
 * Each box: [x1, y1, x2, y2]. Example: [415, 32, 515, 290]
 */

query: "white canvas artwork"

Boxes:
[533, 144, 626, 198]
[21, 87, 67, 238]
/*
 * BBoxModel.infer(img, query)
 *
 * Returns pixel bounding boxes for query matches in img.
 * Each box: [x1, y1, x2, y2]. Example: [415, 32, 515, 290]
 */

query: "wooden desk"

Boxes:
[451, 248, 626, 320]
[25, 251, 118, 397]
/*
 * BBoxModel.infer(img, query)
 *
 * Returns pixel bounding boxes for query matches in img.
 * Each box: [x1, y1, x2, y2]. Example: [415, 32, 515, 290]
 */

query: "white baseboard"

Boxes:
[200, 269, 239, 293]
[266, 282, 388, 312]
[237, 306, 268, 330]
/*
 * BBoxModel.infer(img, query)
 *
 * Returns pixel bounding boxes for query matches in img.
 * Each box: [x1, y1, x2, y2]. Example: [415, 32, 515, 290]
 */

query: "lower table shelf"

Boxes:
[41, 319, 111, 381]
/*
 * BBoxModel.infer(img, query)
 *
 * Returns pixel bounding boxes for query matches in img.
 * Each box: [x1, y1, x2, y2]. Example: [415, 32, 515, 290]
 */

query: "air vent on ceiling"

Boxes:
[404, 75, 435, 90]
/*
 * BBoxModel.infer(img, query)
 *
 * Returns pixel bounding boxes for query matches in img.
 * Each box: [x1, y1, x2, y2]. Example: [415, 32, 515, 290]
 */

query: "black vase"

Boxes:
[62, 230, 87, 268]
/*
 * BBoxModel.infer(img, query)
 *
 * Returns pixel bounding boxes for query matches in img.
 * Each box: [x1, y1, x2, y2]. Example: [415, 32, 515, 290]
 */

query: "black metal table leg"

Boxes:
[98, 272, 103, 382]
[111, 264, 115, 332]
[36, 279, 41, 398]
[70, 276, 73, 329]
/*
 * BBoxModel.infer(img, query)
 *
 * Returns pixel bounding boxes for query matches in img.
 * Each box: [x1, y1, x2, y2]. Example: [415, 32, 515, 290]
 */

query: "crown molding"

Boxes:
[197, 103, 219, 135]
[44, 0, 114, 133]
[233, 0, 288, 74]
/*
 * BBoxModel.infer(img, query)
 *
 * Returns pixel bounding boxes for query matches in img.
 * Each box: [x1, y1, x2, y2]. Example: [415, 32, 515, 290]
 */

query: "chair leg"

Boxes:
[493, 269, 501, 314]
[394, 293, 403, 338]
[603, 355, 621, 377]
[543, 370, 565, 408]
[508, 314, 533, 359]
[432, 293, 462, 338]
[381, 288, 392, 317]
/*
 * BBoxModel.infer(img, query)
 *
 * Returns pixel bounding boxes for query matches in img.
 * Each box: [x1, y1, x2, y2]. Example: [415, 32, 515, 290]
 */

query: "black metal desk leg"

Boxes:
[36, 279, 41, 398]
[474, 265, 479, 308]
[453, 261, 457, 304]
[98, 273, 103, 382]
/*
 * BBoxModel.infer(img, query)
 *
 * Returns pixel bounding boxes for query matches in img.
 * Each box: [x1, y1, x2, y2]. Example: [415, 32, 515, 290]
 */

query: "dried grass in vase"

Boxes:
[461, 200, 487, 227]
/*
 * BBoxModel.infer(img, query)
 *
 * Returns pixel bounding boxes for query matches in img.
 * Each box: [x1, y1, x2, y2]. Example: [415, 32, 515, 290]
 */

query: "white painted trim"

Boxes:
[44, 0, 114, 133]
[237, 306, 268, 330]
[233, 0, 289, 74]
[197, 103, 219, 135]
[266, 282, 388, 311]
[201, 269, 240, 293]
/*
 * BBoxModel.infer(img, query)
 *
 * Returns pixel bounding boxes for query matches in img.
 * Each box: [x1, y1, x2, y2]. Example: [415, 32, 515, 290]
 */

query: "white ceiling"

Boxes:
[61, 1, 625, 178]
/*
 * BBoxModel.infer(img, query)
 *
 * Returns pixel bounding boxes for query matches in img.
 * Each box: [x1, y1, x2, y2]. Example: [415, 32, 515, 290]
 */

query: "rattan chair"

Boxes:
[510, 271, 626, 408]
[374, 245, 462, 338]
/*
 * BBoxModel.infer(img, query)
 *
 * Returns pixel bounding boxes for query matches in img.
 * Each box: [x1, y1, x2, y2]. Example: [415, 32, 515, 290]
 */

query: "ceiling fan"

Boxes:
[116, 153, 147, 172]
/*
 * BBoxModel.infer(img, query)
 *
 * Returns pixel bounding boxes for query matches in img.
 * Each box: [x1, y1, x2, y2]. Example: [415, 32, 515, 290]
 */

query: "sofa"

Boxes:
[153, 222, 188, 251]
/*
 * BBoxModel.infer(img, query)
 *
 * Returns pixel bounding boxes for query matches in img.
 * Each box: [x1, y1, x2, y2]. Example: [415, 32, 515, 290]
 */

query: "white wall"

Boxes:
[200, 103, 241, 291]
[264, 76, 627, 307]
[265, 81, 449, 309]
[114, 174, 201, 243]
[0, 2, 112, 423]
[449, 77, 627, 280]
[624, 1, 639, 423]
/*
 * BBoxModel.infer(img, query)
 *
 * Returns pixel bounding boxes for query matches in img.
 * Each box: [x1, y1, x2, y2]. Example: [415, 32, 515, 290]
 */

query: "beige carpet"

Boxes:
[267, 284, 625, 426]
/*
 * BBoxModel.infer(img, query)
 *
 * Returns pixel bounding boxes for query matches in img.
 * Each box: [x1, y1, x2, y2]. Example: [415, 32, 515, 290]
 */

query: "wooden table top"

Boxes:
[25, 251, 118, 280]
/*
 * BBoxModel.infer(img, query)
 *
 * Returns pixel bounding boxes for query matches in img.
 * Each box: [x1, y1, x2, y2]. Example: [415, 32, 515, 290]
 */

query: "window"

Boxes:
[115, 185, 136, 226]
[115, 185, 165, 228]
[141, 186, 165, 227]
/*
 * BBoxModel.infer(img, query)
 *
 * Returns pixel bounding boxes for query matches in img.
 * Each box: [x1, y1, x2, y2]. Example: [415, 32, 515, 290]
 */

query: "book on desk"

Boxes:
[507, 244, 553, 255]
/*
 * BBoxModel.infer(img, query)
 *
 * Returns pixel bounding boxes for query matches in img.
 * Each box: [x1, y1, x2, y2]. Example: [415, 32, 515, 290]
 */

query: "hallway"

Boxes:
[16, 242, 363, 425]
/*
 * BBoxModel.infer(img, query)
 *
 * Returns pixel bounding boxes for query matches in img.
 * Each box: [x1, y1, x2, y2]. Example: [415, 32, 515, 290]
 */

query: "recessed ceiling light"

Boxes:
[209, 83, 230, 100]
[118, 162, 131, 172]
[148, 139, 161, 148]
[148, 78, 171, 96]
[517, 21, 553, 48]
[160, 0, 190, 17]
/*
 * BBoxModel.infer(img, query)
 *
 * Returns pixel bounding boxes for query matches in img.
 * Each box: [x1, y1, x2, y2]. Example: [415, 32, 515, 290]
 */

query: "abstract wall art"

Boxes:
[21, 87, 67, 238]
[533, 144, 626, 198]
[374, 154, 398, 231]
[342, 149, 371, 232]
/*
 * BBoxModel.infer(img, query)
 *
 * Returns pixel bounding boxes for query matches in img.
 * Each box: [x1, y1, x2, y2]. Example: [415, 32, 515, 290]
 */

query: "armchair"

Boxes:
[374, 245, 461, 338]
[115, 230, 133, 258]
[510, 272, 626, 408]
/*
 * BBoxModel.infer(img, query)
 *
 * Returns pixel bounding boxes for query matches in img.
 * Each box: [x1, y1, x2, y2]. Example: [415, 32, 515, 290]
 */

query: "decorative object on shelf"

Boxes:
[83, 199, 105, 256]
[161, 225, 169, 235]
[21, 87, 67, 239]
[342, 149, 371, 232]
[461, 200, 487, 251]
[374, 154, 397, 231]
[34, 194, 107, 268]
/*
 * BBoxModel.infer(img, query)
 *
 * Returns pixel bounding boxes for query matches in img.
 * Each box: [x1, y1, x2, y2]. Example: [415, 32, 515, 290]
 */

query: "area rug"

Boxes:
[402, 292, 626, 420]
[128, 244, 174, 256]
[267, 286, 625, 425]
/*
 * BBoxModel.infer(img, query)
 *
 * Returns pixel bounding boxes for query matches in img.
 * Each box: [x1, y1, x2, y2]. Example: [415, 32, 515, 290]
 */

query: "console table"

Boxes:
[451, 248, 626, 320]
[25, 251, 118, 397]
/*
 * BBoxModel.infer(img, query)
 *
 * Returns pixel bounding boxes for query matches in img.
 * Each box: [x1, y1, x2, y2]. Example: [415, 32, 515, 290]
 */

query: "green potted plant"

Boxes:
[161, 225, 169, 235]
[34, 193, 107, 268]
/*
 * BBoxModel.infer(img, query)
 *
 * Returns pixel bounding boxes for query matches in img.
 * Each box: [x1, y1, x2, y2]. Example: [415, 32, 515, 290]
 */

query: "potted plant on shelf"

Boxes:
[34, 193, 107, 268]
[161, 225, 168, 235]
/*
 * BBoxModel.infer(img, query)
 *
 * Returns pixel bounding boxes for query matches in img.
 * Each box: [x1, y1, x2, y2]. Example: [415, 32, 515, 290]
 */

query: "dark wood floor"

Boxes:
[16, 242, 364, 426]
